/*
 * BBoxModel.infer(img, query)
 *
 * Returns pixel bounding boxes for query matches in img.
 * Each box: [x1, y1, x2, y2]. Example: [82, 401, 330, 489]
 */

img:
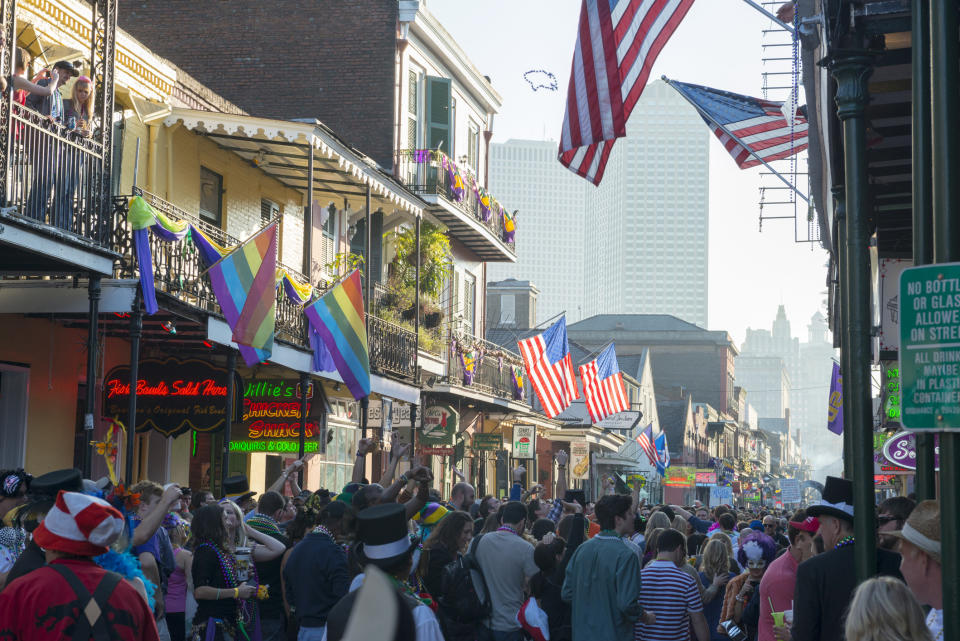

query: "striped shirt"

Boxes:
[636, 560, 703, 641]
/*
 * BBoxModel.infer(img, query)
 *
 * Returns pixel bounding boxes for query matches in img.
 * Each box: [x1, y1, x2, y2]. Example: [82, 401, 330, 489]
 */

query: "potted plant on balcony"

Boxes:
[384, 220, 451, 307]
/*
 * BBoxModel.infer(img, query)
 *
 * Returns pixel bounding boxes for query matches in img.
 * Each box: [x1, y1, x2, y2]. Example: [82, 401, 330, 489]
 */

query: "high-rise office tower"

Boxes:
[488, 80, 709, 327]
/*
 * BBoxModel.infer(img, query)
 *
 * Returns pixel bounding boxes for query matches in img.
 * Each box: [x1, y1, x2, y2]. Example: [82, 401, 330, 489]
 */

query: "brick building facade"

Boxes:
[119, 0, 399, 168]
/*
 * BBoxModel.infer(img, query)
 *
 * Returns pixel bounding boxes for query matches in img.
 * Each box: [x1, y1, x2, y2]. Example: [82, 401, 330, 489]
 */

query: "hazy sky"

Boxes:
[427, 0, 830, 347]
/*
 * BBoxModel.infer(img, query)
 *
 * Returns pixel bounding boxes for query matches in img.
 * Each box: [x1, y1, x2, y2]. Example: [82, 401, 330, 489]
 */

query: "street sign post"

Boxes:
[899, 263, 960, 430]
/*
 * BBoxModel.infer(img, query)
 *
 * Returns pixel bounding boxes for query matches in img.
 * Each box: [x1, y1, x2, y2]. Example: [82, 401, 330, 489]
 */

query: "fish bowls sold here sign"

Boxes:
[899, 263, 960, 430]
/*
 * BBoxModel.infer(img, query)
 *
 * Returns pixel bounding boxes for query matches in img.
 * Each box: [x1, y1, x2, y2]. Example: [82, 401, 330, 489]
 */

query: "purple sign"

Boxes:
[881, 431, 940, 471]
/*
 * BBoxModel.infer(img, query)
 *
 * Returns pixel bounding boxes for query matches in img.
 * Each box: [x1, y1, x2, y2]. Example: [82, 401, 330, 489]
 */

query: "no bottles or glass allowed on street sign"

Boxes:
[899, 262, 960, 430]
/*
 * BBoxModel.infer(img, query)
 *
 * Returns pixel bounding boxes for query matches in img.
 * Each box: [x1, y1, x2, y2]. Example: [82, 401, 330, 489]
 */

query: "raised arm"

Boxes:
[554, 450, 569, 500]
[245, 523, 287, 561]
[132, 485, 182, 546]
[403, 467, 434, 521]
[351, 437, 377, 483]
[267, 459, 304, 494]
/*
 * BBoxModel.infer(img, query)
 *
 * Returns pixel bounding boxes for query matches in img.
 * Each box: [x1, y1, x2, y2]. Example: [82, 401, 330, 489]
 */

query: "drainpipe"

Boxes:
[125, 291, 142, 484]
[394, 25, 411, 176]
[829, 50, 875, 584]
[82, 274, 102, 478]
[911, 0, 936, 501]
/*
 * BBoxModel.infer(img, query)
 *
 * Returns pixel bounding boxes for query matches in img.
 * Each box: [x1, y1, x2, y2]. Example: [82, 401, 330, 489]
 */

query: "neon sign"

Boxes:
[233, 379, 320, 448]
[881, 362, 901, 426]
[103, 358, 232, 437]
[230, 440, 319, 453]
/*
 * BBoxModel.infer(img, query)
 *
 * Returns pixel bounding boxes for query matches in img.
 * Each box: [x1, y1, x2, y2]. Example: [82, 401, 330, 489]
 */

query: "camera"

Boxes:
[720, 620, 749, 641]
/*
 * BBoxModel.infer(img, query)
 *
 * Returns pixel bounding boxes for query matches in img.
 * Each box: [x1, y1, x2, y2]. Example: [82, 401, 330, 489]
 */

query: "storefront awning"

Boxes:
[544, 426, 625, 452]
[164, 108, 424, 217]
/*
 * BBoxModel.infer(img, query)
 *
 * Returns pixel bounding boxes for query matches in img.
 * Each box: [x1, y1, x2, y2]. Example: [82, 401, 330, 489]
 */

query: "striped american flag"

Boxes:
[558, 0, 695, 185]
[579, 343, 630, 423]
[666, 79, 808, 168]
[518, 317, 579, 418]
[635, 423, 658, 466]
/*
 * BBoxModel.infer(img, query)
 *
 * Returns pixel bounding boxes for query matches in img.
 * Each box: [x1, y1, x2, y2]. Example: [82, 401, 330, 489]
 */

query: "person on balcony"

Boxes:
[55, 75, 94, 229]
[24, 60, 78, 227]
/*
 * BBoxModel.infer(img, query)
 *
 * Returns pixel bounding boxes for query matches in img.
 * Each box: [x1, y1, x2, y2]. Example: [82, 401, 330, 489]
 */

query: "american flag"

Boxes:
[518, 317, 579, 418]
[635, 423, 658, 466]
[579, 343, 630, 423]
[665, 79, 808, 169]
[558, 0, 695, 185]
[655, 431, 670, 476]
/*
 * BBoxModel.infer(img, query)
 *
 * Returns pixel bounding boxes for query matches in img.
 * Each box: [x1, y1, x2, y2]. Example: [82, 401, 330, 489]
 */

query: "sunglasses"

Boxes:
[877, 516, 901, 525]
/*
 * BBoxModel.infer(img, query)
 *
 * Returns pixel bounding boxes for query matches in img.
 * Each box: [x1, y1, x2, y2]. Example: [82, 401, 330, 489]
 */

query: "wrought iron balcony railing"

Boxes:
[114, 191, 417, 381]
[440, 331, 529, 404]
[3, 103, 110, 247]
[368, 314, 418, 380]
[396, 149, 515, 253]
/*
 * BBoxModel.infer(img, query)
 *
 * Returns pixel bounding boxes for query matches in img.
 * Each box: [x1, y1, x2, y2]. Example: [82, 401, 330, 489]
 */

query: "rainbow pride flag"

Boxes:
[207, 222, 278, 367]
[303, 270, 370, 400]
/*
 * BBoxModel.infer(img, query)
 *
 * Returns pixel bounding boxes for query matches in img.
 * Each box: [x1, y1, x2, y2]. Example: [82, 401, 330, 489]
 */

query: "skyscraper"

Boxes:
[488, 80, 709, 326]
[487, 140, 588, 324]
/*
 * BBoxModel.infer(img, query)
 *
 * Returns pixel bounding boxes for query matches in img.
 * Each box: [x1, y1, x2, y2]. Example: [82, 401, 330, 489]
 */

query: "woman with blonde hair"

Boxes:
[56, 74, 94, 226]
[845, 576, 932, 641]
[699, 539, 737, 641]
[644, 510, 671, 538]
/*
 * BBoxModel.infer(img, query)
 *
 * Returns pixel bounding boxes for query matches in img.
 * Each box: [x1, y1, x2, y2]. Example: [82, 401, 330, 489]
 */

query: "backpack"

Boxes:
[438, 532, 491, 624]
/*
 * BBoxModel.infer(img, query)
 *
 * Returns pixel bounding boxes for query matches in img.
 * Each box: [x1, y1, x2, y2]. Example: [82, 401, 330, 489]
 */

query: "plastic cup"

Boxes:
[783, 610, 793, 625]
[771, 611, 785, 627]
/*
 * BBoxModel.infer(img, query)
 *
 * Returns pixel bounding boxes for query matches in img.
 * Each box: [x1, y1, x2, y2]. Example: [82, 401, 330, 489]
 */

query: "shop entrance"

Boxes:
[0, 363, 29, 469]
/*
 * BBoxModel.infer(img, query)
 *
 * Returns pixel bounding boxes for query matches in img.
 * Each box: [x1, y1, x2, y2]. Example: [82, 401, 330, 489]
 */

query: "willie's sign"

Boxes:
[104, 358, 236, 437]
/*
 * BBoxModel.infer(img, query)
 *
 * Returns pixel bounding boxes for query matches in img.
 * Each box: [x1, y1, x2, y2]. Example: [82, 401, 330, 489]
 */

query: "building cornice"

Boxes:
[409, 5, 502, 114]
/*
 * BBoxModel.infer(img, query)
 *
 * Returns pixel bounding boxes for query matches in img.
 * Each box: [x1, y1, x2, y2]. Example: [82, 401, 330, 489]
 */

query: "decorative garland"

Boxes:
[127, 195, 314, 314]
[408, 150, 517, 243]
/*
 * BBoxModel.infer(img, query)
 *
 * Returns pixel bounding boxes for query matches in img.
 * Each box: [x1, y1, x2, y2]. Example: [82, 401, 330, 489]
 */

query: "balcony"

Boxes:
[436, 331, 530, 406]
[113, 190, 417, 383]
[396, 149, 516, 262]
[0, 103, 116, 274]
[0, 0, 118, 276]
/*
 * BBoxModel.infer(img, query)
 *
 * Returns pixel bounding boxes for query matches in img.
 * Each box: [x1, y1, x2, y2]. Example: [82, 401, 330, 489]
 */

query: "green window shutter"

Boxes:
[425, 76, 451, 152]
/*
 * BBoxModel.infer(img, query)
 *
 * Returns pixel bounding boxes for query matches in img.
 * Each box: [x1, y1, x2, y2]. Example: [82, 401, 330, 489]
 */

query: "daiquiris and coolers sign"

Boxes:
[231, 379, 321, 453]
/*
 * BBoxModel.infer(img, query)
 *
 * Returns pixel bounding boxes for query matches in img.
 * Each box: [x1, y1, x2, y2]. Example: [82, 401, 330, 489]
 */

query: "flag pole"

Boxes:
[662, 76, 809, 204]
[199, 217, 281, 277]
[738, 0, 795, 34]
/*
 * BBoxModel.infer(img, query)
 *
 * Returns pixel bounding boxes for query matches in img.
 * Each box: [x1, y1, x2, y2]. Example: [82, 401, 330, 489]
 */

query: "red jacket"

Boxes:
[0, 558, 159, 641]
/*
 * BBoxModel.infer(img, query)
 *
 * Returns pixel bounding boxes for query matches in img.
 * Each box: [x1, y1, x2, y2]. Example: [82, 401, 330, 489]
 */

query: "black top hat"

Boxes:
[356, 503, 412, 570]
[29, 469, 82, 500]
[806, 476, 855, 522]
[223, 474, 255, 504]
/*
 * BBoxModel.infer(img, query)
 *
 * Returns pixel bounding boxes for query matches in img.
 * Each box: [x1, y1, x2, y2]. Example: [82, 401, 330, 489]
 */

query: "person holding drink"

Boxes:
[190, 502, 285, 641]
[758, 511, 819, 641]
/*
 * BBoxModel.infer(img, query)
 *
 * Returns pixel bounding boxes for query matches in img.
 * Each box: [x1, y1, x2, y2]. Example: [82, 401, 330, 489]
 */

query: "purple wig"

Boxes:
[737, 531, 777, 567]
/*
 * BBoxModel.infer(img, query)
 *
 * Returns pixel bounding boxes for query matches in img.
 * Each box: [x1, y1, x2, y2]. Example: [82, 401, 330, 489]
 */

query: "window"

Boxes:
[407, 69, 423, 148]
[426, 76, 452, 152]
[261, 198, 279, 226]
[467, 121, 480, 174]
[499, 294, 515, 326]
[463, 273, 476, 336]
[199, 167, 223, 226]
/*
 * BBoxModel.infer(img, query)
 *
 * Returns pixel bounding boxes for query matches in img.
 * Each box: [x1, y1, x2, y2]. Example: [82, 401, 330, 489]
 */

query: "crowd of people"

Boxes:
[0, 446, 946, 641]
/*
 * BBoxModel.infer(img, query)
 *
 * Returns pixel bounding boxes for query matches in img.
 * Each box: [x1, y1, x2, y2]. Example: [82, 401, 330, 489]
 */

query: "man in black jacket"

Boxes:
[791, 477, 903, 641]
[283, 502, 351, 640]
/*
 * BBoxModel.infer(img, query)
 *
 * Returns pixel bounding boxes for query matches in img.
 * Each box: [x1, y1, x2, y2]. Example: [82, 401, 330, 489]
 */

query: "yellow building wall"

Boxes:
[114, 114, 309, 273]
